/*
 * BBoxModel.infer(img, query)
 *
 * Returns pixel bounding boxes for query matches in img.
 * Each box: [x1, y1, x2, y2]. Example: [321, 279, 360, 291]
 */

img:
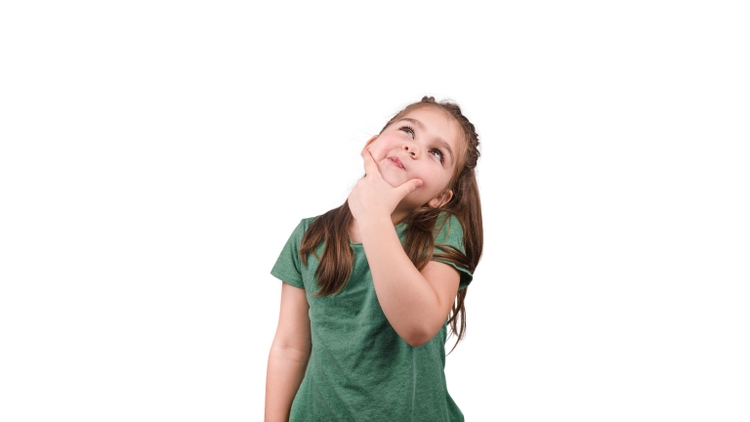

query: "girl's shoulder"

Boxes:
[434, 210, 459, 225]
[282, 216, 318, 243]
[424, 211, 464, 248]
[300, 215, 318, 228]
[434, 211, 463, 233]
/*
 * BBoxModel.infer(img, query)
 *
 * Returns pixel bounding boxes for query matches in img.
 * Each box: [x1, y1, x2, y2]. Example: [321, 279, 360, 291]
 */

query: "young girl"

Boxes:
[265, 96, 483, 422]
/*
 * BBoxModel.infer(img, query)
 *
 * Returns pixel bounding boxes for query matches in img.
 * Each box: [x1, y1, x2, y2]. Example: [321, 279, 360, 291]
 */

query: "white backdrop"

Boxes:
[1, 1, 748, 421]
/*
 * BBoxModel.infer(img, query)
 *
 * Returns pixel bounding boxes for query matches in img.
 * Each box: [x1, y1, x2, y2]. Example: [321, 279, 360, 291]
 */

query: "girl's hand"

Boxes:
[347, 149, 423, 222]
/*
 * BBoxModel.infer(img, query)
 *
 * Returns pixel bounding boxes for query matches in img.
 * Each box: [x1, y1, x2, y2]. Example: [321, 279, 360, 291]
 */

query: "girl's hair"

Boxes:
[299, 96, 483, 347]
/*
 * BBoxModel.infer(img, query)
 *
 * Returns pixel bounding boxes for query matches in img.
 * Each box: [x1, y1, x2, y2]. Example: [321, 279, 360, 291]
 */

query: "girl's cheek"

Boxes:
[368, 144, 384, 158]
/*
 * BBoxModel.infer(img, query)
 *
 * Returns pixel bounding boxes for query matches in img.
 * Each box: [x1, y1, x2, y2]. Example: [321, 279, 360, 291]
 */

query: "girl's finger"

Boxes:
[361, 150, 380, 177]
[396, 178, 423, 198]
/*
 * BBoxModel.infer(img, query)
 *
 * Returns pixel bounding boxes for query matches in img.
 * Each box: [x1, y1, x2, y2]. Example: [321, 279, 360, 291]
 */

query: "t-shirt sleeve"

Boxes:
[432, 214, 473, 289]
[270, 219, 307, 289]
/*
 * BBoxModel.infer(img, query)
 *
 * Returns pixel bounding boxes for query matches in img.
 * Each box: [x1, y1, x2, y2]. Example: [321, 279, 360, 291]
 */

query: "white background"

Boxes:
[1, 1, 748, 421]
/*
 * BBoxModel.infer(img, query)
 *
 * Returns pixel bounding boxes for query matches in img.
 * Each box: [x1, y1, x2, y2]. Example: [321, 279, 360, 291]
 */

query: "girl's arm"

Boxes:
[265, 282, 311, 422]
[348, 150, 460, 347]
[359, 217, 460, 347]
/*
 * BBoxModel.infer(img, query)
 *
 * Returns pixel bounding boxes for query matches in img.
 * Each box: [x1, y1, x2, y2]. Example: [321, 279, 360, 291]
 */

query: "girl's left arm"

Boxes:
[265, 282, 311, 421]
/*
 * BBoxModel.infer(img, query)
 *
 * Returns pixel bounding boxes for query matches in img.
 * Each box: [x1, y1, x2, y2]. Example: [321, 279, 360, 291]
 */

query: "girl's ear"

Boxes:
[428, 189, 453, 209]
[362, 135, 378, 152]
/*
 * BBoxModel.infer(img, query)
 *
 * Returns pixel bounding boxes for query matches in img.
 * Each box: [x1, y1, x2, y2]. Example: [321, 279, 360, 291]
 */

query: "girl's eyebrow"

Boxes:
[399, 117, 455, 164]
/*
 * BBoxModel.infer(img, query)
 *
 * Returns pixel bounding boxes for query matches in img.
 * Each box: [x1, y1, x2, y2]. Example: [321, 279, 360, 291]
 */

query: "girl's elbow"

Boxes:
[404, 336, 430, 347]
[400, 325, 440, 347]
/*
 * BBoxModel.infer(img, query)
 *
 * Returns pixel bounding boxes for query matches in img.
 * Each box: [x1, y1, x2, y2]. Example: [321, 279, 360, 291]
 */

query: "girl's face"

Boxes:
[365, 105, 463, 212]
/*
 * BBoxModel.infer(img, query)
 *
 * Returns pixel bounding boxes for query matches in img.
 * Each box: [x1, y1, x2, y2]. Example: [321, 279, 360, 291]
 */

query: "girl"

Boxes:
[265, 96, 483, 421]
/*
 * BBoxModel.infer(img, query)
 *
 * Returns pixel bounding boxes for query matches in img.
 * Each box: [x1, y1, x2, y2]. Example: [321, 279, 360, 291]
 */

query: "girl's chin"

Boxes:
[379, 173, 403, 188]
[383, 180, 400, 188]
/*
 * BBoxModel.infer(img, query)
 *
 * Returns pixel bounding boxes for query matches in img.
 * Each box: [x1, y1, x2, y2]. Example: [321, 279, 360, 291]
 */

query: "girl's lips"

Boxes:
[388, 156, 405, 169]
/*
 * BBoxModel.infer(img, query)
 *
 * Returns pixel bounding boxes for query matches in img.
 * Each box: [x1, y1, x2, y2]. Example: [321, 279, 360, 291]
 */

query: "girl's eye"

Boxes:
[429, 148, 444, 164]
[399, 126, 415, 138]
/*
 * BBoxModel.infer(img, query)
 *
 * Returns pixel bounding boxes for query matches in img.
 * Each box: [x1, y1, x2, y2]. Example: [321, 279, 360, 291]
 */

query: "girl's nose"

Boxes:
[402, 144, 419, 158]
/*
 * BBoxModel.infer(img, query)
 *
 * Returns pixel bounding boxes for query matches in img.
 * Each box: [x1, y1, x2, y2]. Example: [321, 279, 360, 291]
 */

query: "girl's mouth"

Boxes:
[388, 156, 405, 169]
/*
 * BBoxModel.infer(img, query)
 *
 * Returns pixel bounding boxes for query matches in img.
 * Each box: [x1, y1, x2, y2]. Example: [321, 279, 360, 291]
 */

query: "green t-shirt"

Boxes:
[271, 213, 472, 422]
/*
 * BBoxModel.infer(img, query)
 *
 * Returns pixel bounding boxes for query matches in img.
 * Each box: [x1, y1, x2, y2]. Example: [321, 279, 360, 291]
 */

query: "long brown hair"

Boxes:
[299, 96, 483, 347]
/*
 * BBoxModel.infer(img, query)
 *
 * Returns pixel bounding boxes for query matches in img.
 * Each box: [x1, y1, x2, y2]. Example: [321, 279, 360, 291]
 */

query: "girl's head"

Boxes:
[369, 96, 481, 217]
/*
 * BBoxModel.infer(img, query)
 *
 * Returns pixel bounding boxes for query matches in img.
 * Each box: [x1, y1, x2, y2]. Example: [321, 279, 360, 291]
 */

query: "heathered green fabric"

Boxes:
[271, 213, 471, 422]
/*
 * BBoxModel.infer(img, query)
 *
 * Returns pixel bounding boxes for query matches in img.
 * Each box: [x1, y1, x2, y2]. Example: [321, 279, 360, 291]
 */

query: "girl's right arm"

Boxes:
[265, 282, 311, 422]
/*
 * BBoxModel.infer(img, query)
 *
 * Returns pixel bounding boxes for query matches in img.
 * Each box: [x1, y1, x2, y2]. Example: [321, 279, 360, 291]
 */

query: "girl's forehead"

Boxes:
[400, 105, 452, 121]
